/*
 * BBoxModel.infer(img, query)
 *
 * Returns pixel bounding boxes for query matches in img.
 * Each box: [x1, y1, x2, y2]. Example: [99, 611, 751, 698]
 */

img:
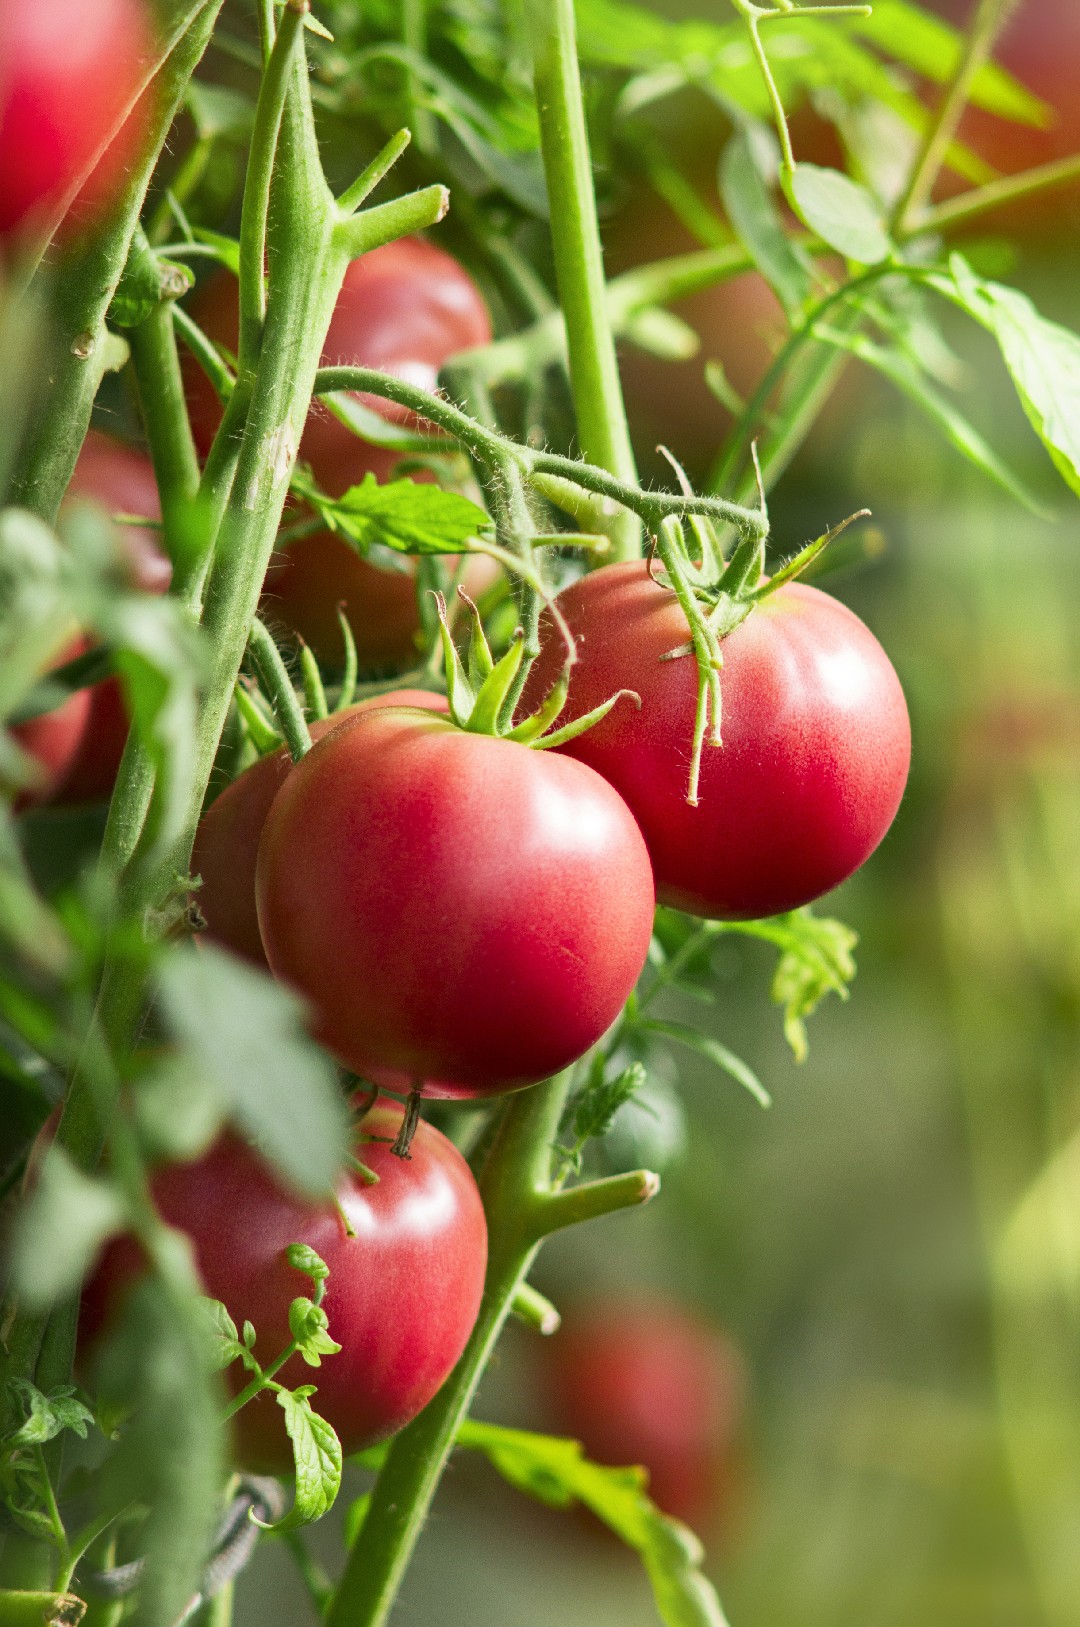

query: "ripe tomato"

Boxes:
[81, 1100, 488, 1467]
[184, 238, 492, 493]
[255, 708, 656, 1098]
[0, 0, 151, 245]
[544, 1299, 747, 1528]
[521, 561, 911, 920]
[193, 690, 449, 967]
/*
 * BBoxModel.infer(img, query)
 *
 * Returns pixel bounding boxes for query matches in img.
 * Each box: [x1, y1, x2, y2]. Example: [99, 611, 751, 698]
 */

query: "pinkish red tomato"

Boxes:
[255, 707, 656, 1098]
[193, 690, 449, 968]
[0, 0, 152, 246]
[522, 561, 911, 920]
[81, 1100, 488, 1467]
[545, 1298, 747, 1528]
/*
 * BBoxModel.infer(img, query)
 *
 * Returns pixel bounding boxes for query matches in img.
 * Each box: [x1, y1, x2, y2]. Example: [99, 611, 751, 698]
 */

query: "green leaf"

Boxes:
[285, 1242, 331, 1286]
[308, 474, 491, 558]
[767, 909, 858, 1063]
[815, 324, 1049, 515]
[635, 1018, 771, 1108]
[786, 163, 892, 265]
[3, 1381, 93, 1448]
[196, 1298, 248, 1372]
[458, 1419, 731, 1627]
[7, 1147, 126, 1311]
[562, 1059, 648, 1155]
[926, 256, 1080, 497]
[719, 128, 813, 316]
[133, 1056, 225, 1162]
[270, 1392, 343, 1531]
[96, 1277, 224, 1627]
[157, 946, 351, 1199]
[288, 1297, 342, 1367]
[850, 0, 1051, 127]
[321, 392, 438, 453]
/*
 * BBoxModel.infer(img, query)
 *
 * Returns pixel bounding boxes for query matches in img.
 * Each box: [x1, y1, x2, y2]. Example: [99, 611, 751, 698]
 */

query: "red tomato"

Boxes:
[545, 1299, 747, 1527]
[255, 708, 656, 1098]
[81, 1100, 488, 1467]
[0, 0, 151, 246]
[521, 562, 910, 920]
[184, 239, 492, 493]
[193, 691, 449, 968]
[51, 432, 167, 806]
[10, 664, 92, 811]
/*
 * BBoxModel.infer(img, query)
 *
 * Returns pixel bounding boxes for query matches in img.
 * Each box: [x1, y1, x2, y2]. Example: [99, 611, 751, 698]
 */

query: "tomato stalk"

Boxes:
[6, 0, 224, 524]
[326, 1071, 659, 1627]
[247, 619, 312, 762]
[524, 0, 640, 562]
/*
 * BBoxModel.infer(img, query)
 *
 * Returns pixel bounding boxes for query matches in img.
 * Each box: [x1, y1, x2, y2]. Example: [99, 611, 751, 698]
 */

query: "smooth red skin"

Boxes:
[521, 563, 911, 921]
[51, 433, 168, 805]
[193, 691, 449, 968]
[0, 0, 151, 243]
[256, 709, 656, 1099]
[546, 1302, 746, 1525]
[184, 239, 492, 494]
[81, 1102, 488, 1468]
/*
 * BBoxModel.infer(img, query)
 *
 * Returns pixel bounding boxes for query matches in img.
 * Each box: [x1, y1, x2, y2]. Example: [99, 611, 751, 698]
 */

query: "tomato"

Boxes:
[255, 707, 656, 1098]
[184, 238, 492, 493]
[521, 562, 910, 920]
[184, 240, 493, 669]
[0, 0, 151, 246]
[81, 1100, 488, 1467]
[544, 1299, 747, 1527]
[10, 667, 92, 811]
[193, 690, 448, 968]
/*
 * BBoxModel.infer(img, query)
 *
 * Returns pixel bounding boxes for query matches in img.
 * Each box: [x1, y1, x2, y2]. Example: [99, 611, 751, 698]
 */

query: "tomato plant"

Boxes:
[255, 705, 656, 1097]
[194, 689, 447, 966]
[0, 0, 151, 246]
[81, 1099, 488, 1464]
[2, 0, 1078, 1622]
[522, 562, 911, 919]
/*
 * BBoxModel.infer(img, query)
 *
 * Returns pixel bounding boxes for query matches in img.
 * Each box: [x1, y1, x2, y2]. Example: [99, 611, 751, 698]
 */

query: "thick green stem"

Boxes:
[524, 0, 640, 561]
[7, 0, 223, 523]
[248, 618, 312, 761]
[128, 302, 202, 562]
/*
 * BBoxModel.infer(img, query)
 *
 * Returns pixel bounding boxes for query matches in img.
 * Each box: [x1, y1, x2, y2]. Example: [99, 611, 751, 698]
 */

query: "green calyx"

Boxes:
[435, 590, 638, 748]
[654, 495, 872, 805]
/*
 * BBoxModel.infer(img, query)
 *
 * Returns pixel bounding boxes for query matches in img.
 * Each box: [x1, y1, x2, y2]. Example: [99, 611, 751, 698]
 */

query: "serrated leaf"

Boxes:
[8, 1147, 126, 1311]
[926, 256, 1080, 497]
[196, 1298, 246, 1371]
[312, 475, 491, 558]
[787, 164, 892, 265]
[816, 324, 1049, 515]
[3, 1381, 94, 1447]
[636, 1018, 771, 1108]
[719, 128, 813, 316]
[157, 946, 351, 1199]
[269, 1392, 342, 1531]
[288, 1297, 342, 1367]
[566, 1060, 648, 1148]
[768, 909, 858, 1063]
[458, 1419, 731, 1627]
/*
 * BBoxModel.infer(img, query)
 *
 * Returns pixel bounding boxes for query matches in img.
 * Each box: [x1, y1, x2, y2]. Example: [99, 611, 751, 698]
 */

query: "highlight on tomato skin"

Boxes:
[522, 561, 912, 921]
[543, 1297, 749, 1531]
[192, 691, 449, 968]
[0, 0, 153, 247]
[254, 705, 657, 1099]
[79, 1100, 489, 1469]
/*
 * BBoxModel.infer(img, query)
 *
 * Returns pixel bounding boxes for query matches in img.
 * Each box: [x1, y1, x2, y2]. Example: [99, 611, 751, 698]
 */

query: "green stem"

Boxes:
[7, 0, 223, 523]
[892, 0, 1019, 235]
[128, 302, 202, 564]
[247, 618, 312, 761]
[524, 0, 640, 561]
[915, 151, 1080, 237]
[314, 365, 767, 538]
[238, 0, 309, 368]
